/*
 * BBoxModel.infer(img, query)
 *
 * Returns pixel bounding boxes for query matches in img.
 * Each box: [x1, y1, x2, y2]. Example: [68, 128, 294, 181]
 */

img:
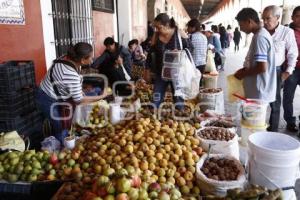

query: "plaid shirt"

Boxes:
[190, 32, 208, 66]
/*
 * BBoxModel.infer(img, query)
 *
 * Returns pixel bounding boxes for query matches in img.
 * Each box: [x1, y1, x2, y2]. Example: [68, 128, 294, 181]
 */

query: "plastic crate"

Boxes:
[0, 61, 35, 93]
[0, 88, 36, 118]
[0, 110, 43, 135]
[0, 180, 63, 200]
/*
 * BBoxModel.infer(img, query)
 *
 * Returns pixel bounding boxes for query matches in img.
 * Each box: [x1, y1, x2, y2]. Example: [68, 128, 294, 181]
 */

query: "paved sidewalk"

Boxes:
[216, 45, 300, 198]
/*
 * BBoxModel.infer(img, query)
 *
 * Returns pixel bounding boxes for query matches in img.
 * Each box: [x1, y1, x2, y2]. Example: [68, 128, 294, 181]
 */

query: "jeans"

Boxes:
[153, 75, 184, 109]
[269, 67, 282, 131]
[283, 68, 300, 125]
[36, 88, 66, 143]
[196, 65, 206, 86]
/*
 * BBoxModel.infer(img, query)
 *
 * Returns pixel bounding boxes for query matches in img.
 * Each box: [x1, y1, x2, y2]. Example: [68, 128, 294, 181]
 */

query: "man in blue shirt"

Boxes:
[234, 8, 276, 104]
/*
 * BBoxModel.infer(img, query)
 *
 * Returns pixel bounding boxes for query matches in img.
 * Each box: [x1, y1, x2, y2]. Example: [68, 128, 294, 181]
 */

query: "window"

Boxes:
[92, 0, 114, 13]
[51, 0, 93, 57]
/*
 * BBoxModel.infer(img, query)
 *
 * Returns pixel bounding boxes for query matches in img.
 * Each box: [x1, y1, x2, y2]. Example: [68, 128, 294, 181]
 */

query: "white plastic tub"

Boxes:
[241, 100, 268, 127]
[248, 131, 300, 190]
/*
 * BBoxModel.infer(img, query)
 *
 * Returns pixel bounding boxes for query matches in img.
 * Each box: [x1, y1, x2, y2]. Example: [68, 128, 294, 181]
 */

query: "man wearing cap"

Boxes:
[203, 26, 224, 69]
[234, 8, 276, 104]
[262, 5, 298, 132]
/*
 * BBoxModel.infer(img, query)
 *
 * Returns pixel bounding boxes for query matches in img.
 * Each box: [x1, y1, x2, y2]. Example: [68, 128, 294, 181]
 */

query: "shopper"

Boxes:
[233, 27, 242, 52]
[128, 39, 146, 66]
[234, 8, 276, 103]
[146, 13, 189, 108]
[187, 18, 208, 76]
[283, 6, 300, 134]
[204, 26, 224, 70]
[219, 26, 230, 50]
[92, 37, 132, 76]
[36, 42, 106, 143]
[227, 25, 233, 47]
[262, 5, 298, 132]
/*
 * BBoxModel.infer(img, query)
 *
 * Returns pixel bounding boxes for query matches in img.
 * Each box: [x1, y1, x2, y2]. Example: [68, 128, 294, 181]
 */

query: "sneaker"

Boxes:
[286, 123, 299, 132]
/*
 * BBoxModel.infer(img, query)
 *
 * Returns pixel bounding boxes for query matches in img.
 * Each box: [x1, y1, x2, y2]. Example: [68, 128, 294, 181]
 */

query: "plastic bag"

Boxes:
[72, 100, 110, 128]
[196, 154, 246, 197]
[0, 131, 26, 152]
[205, 50, 217, 73]
[41, 136, 61, 152]
[173, 49, 201, 100]
[195, 127, 239, 159]
[227, 74, 244, 103]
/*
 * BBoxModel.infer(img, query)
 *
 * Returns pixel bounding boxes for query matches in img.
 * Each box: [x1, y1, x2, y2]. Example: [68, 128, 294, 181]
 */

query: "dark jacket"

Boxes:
[220, 32, 229, 49]
[106, 65, 131, 96]
[146, 30, 191, 76]
[91, 43, 132, 76]
[233, 30, 242, 43]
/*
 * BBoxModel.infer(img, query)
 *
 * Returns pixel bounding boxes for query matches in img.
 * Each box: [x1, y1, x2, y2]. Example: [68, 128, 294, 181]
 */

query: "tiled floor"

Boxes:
[217, 45, 300, 198]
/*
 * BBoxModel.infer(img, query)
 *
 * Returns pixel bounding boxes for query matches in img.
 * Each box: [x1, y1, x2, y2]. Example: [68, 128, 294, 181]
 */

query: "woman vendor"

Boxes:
[36, 42, 106, 143]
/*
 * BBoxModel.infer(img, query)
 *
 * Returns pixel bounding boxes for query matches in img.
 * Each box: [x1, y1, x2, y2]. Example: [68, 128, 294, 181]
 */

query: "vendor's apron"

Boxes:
[49, 60, 78, 130]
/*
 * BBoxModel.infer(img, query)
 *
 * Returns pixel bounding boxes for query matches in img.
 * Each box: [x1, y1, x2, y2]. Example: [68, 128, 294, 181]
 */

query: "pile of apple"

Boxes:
[58, 118, 203, 196]
[55, 167, 184, 200]
[0, 150, 58, 182]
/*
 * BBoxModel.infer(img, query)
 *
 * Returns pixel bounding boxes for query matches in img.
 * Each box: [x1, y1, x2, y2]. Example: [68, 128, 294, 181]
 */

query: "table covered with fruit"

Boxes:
[0, 79, 298, 200]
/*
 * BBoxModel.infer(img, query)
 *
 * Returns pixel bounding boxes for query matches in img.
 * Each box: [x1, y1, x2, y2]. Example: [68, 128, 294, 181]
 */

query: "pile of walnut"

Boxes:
[197, 127, 235, 141]
[201, 157, 243, 181]
[204, 120, 236, 129]
[203, 185, 283, 200]
[199, 88, 222, 94]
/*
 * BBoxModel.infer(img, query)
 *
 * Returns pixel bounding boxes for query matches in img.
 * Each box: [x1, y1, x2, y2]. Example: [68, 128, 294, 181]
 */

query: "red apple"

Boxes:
[148, 182, 161, 193]
[49, 153, 58, 165]
[131, 175, 142, 188]
[116, 193, 129, 200]
[97, 186, 108, 197]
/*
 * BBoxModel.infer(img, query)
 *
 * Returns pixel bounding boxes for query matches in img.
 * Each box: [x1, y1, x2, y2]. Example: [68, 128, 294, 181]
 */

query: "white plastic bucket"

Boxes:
[198, 89, 224, 114]
[248, 132, 300, 190]
[203, 74, 218, 89]
[241, 100, 268, 127]
[240, 124, 267, 146]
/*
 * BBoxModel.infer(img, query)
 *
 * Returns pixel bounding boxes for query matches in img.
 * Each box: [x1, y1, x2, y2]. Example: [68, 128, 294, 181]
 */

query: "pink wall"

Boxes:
[0, 0, 46, 84]
[93, 11, 115, 57]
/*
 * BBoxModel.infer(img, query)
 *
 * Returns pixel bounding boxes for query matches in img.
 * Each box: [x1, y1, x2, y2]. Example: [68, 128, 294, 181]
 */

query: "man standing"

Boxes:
[283, 6, 300, 134]
[234, 8, 276, 104]
[262, 5, 298, 132]
[187, 19, 208, 75]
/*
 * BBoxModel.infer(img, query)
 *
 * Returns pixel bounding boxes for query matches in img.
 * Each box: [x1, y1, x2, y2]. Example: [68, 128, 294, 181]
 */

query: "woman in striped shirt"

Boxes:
[36, 42, 106, 143]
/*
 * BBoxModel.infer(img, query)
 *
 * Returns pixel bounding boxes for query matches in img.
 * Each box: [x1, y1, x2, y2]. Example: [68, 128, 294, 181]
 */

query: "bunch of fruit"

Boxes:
[54, 168, 184, 200]
[135, 79, 153, 103]
[87, 101, 109, 128]
[55, 118, 203, 196]
[0, 150, 52, 182]
[137, 103, 201, 128]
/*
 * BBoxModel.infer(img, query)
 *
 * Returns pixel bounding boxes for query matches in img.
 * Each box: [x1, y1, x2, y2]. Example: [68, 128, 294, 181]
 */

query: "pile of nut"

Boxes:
[199, 88, 222, 94]
[197, 127, 235, 141]
[201, 157, 243, 181]
[204, 120, 235, 129]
